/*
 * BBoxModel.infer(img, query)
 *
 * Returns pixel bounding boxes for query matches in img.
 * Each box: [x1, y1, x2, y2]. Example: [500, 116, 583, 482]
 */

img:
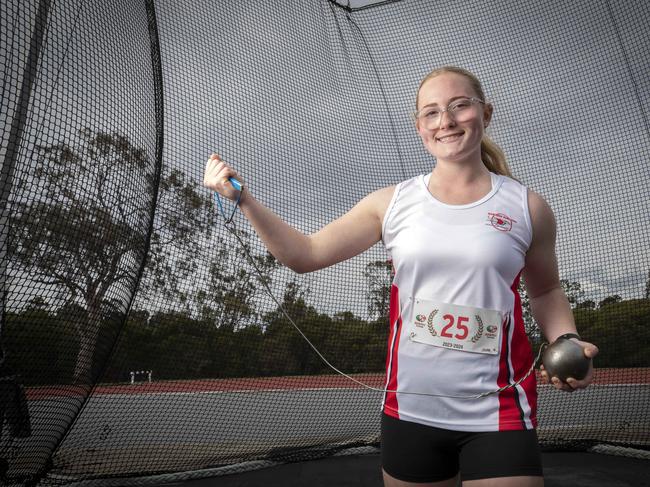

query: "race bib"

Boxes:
[409, 299, 503, 355]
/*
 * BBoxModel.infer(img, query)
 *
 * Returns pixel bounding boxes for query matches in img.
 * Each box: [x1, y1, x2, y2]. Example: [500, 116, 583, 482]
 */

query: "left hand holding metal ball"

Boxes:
[540, 337, 599, 392]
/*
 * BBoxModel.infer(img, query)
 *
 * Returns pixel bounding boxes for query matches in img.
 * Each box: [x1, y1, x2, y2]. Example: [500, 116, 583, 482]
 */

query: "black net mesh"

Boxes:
[2, 0, 649, 485]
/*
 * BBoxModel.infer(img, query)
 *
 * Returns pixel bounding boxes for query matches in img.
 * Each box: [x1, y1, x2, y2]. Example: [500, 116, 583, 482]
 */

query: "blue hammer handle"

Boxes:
[228, 177, 242, 191]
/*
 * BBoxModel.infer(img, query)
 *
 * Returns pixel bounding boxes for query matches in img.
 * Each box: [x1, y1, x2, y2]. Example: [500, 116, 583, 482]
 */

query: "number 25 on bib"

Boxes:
[409, 299, 502, 355]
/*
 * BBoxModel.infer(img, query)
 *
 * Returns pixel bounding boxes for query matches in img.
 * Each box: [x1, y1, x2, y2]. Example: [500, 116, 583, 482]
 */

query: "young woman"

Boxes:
[204, 66, 599, 486]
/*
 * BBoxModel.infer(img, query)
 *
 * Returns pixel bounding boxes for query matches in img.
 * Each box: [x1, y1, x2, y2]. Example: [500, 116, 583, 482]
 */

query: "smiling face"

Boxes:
[415, 72, 492, 165]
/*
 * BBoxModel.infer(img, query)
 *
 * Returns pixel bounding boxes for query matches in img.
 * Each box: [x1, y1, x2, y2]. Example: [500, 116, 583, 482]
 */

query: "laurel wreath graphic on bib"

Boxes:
[427, 309, 438, 336]
[411, 299, 501, 355]
[471, 315, 484, 343]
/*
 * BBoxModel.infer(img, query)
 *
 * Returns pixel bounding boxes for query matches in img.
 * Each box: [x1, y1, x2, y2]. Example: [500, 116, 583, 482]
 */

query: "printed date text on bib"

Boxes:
[409, 299, 502, 355]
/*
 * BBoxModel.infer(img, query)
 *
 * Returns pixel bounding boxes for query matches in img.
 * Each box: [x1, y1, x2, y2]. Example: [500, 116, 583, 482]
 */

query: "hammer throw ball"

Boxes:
[542, 337, 591, 382]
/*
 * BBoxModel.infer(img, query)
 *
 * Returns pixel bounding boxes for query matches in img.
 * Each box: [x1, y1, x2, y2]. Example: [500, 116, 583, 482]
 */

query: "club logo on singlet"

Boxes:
[487, 212, 516, 232]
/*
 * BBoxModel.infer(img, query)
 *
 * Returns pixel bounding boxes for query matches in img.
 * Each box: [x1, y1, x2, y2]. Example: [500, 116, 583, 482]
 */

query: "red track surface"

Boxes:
[25, 368, 650, 400]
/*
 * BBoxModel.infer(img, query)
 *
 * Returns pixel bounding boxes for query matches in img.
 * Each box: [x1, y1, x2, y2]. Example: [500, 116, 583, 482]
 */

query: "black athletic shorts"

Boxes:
[381, 413, 543, 483]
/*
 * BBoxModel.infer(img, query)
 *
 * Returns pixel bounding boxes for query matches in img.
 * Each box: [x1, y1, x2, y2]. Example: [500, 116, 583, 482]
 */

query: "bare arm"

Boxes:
[204, 155, 394, 273]
[522, 190, 599, 390]
[522, 190, 576, 342]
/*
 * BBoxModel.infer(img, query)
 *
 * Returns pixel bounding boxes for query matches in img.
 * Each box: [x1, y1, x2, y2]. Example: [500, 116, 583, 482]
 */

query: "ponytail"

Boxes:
[481, 136, 513, 178]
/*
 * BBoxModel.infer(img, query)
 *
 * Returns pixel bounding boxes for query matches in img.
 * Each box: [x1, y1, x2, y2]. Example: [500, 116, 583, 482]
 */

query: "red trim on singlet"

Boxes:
[383, 283, 402, 418]
[510, 273, 538, 427]
[497, 272, 538, 430]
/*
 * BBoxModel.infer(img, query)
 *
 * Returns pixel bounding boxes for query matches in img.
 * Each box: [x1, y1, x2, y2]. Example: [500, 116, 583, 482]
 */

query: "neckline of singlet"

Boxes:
[421, 172, 503, 210]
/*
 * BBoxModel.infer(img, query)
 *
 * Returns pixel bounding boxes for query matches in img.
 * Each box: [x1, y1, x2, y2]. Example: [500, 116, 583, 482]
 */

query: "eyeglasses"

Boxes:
[413, 97, 485, 129]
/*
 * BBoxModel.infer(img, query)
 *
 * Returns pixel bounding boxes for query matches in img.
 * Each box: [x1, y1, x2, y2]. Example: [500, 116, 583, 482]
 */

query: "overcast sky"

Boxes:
[4, 0, 649, 319]
[154, 0, 650, 317]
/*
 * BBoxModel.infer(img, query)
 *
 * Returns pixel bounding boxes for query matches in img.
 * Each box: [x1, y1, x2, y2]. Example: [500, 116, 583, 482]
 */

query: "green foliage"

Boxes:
[4, 308, 80, 386]
[598, 295, 622, 308]
[10, 288, 645, 386]
[560, 279, 586, 307]
[364, 259, 392, 321]
[8, 129, 157, 382]
[193, 234, 278, 329]
[8, 128, 216, 383]
[8, 128, 648, 386]
[576, 299, 650, 367]
[576, 300, 596, 309]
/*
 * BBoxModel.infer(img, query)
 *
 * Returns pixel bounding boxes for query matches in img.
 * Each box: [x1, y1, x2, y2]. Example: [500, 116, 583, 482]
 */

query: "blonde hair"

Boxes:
[416, 66, 513, 178]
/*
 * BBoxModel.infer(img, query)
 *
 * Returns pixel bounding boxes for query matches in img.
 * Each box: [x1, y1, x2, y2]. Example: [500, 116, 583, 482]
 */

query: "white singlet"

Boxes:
[381, 172, 536, 432]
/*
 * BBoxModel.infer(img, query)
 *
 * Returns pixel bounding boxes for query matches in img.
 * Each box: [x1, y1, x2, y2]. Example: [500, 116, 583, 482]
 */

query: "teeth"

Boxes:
[437, 134, 462, 142]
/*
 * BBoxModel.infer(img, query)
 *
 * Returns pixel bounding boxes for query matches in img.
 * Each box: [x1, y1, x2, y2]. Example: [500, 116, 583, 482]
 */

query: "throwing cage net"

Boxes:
[1, 0, 649, 485]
